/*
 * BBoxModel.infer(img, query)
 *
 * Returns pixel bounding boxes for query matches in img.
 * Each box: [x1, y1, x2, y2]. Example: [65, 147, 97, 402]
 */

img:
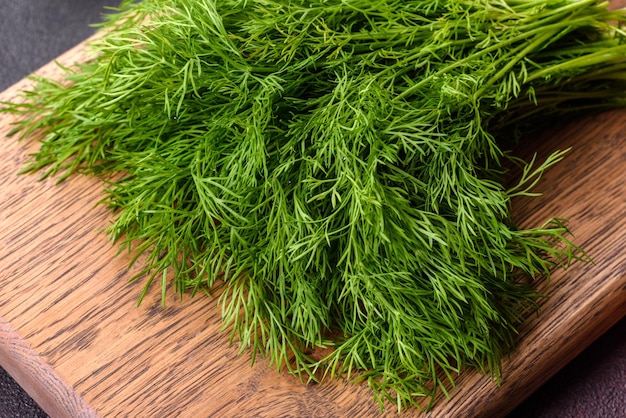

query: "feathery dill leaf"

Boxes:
[3, 0, 626, 411]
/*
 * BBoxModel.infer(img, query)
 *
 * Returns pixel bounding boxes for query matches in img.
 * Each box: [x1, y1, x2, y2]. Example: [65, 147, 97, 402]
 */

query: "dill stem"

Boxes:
[472, 29, 560, 101]
[527, 44, 626, 82]
[395, 12, 618, 101]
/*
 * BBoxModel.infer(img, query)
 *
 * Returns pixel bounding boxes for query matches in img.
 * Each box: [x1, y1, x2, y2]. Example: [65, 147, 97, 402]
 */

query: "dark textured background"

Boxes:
[0, 1, 624, 417]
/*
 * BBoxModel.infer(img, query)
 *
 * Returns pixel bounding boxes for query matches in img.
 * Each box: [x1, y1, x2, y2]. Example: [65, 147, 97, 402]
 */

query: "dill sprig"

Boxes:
[3, 0, 626, 411]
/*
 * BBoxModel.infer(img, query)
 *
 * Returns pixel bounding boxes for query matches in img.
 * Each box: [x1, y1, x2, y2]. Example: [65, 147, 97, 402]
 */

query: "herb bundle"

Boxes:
[4, 0, 626, 411]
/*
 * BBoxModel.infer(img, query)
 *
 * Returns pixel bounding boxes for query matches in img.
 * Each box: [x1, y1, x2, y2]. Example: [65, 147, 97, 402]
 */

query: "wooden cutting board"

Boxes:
[1, 30, 625, 418]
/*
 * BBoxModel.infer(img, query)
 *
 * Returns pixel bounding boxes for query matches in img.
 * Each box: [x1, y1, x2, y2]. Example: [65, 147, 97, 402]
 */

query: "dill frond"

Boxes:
[3, 0, 625, 411]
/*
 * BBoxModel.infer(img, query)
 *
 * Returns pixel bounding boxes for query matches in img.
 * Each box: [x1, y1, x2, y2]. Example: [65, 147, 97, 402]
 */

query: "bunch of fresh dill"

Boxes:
[4, 0, 626, 411]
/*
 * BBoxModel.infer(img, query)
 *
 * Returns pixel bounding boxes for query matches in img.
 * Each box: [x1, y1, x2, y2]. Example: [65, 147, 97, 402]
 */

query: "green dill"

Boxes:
[3, 0, 626, 412]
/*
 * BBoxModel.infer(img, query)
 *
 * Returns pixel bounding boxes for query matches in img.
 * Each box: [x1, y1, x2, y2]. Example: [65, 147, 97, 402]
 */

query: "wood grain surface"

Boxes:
[1, 28, 625, 418]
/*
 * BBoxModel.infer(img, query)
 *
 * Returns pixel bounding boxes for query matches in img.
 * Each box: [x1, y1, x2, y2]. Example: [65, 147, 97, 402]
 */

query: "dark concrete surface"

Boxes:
[0, 1, 624, 417]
